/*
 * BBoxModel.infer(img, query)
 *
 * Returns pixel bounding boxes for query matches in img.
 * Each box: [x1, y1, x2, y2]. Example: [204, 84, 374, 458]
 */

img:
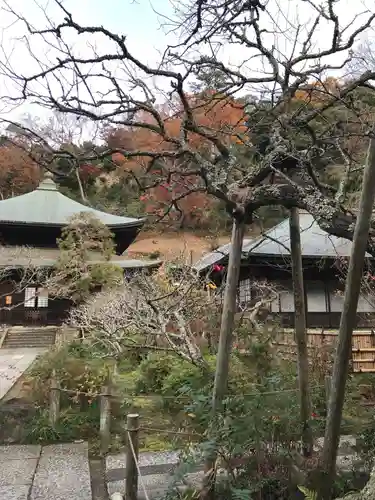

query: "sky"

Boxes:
[0, 0, 172, 61]
[0, 0, 374, 138]
[0, 0, 174, 124]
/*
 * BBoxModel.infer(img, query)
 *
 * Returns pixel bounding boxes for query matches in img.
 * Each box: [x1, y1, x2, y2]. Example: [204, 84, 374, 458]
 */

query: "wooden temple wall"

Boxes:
[273, 329, 375, 373]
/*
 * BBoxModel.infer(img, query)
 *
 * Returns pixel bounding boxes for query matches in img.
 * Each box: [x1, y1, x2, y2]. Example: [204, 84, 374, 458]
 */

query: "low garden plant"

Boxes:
[1, 317, 374, 498]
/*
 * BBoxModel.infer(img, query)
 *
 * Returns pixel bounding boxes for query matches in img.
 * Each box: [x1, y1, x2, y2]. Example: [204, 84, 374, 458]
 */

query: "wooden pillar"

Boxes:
[100, 384, 111, 455]
[125, 414, 140, 500]
[49, 369, 60, 428]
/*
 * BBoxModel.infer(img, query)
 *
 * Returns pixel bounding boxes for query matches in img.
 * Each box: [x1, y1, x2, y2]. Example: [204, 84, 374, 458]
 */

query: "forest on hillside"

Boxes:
[2, 1, 375, 498]
[1, 71, 373, 236]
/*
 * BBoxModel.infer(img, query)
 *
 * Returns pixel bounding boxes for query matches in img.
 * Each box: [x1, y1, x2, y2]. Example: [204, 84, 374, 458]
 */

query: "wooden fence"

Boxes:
[48, 370, 140, 500]
[273, 329, 375, 373]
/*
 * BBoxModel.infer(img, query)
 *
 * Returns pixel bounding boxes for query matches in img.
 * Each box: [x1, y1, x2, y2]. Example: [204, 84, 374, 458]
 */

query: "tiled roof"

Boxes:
[0, 172, 142, 227]
[0, 246, 161, 269]
[194, 212, 369, 271]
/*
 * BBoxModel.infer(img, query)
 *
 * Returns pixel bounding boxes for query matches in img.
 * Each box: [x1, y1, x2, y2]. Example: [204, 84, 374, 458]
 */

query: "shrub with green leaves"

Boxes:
[18, 321, 370, 498]
[27, 344, 115, 405]
[135, 353, 180, 394]
[49, 211, 123, 303]
[163, 326, 328, 500]
[23, 406, 100, 444]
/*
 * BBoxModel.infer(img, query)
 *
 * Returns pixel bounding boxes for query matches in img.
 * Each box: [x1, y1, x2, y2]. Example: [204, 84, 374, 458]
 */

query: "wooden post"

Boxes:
[49, 369, 60, 428]
[100, 384, 111, 455]
[125, 413, 140, 500]
[79, 393, 88, 411]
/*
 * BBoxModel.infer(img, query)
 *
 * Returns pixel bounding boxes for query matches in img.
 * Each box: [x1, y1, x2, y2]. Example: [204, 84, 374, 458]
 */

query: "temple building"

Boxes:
[0, 172, 160, 327]
[195, 211, 375, 329]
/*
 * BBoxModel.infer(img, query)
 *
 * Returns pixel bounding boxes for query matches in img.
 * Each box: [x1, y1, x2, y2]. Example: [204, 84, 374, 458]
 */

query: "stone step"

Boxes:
[4, 335, 55, 340]
[4, 333, 55, 337]
[2, 329, 56, 349]
[106, 451, 182, 499]
[3, 339, 54, 343]
[30, 442, 92, 500]
[3, 340, 55, 343]
[3, 344, 54, 348]
[6, 334, 56, 338]
[6, 331, 56, 334]
[0, 444, 41, 500]
[4, 335, 55, 341]
[6, 330, 54, 334]
[3, 339, 55, 348]
[8, 327, 58, 332]
[0, 442, 92, 500]
[6, 332, 57, 337]
[3, 340, 54, 344]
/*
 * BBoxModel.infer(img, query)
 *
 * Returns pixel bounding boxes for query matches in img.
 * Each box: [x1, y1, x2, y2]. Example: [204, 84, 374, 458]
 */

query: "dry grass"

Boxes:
[125, 231, 232, 263]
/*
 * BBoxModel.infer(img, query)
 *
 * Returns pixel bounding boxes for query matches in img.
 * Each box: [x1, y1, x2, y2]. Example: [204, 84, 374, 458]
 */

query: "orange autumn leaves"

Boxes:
[180, 91, 248, 148]
[294, 77, 341, 105]
[111, 92, 247, 168]
[0, 142, 39, 199]
[109, 92, 247, 225]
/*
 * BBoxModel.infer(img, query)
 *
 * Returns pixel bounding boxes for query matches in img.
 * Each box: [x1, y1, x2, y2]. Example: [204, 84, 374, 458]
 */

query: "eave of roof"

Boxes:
[0, 219, 145, 229]
[0, 247, 162, 269]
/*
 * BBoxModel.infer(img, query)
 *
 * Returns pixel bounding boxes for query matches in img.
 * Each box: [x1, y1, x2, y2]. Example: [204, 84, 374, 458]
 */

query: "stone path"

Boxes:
[0, 442, 92, 500]
[105, 436, 361, 500]
[315, 435, 359, 471]
[106, 450, 184, 499]
[0, 348, 45, 400]
[0, 436, 363, 500]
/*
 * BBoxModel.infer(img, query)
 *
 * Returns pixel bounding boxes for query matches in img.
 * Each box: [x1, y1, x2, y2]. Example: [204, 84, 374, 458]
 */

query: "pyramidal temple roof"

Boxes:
[0, 172, 143, 227]
[194, 211, 370, 272]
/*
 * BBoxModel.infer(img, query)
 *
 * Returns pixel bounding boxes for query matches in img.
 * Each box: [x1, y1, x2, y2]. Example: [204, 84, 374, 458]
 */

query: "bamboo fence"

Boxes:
[273, 328, 375, 373]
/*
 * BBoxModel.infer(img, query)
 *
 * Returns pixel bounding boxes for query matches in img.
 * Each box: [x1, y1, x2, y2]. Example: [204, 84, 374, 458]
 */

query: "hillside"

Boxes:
[124, 228, 261, 263]
[124, 231, 231, 263]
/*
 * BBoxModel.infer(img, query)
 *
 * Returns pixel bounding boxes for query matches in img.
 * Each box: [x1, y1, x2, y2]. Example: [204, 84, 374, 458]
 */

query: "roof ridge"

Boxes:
[37, 171, 58, 191]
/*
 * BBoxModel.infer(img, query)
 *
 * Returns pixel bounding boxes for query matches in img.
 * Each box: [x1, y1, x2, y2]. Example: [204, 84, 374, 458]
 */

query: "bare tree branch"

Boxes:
[68, 267, 220, 368]
[1, 0, 375, 252]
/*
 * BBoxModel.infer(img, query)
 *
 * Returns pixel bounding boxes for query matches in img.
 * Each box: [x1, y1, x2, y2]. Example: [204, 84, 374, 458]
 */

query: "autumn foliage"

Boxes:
[0, 142, 40, 199]
[293, 77, 341, 105]
[106, 92, 247, 227]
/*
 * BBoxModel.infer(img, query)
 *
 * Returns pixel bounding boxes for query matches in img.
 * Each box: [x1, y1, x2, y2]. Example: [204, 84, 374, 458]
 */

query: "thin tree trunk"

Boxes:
[212, 217, 245, 409]
[75, 167, 88, 204]
[318, 138, 375, 500]
[201, 217, 245, 500]
[289, 207, 313, 457]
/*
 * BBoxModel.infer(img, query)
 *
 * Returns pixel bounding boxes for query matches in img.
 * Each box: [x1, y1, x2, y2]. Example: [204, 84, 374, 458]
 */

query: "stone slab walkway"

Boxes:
[0, 348, 45, 400]
[0, 442, 92, 500]
[106, 450, 183, 499]
[0, 436, 362, 500]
